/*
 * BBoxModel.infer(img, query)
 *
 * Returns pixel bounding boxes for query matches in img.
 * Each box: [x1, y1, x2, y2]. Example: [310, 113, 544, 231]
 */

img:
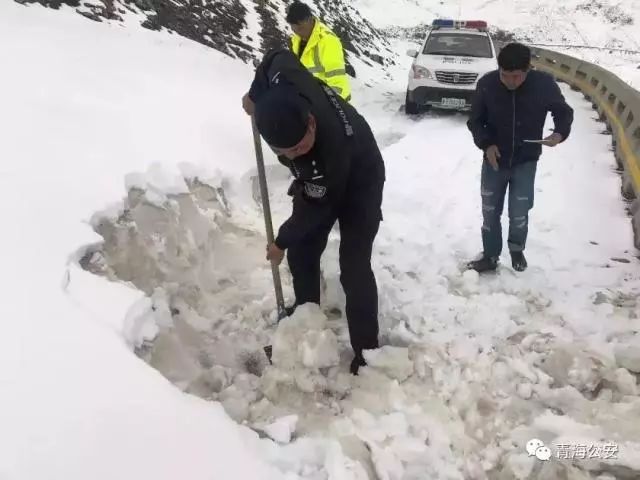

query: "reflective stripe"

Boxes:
[306, 45, 323, 74]
[325, 68, 346, 77]
[306, 47, 346, 78]
[292, 22, 351, 101]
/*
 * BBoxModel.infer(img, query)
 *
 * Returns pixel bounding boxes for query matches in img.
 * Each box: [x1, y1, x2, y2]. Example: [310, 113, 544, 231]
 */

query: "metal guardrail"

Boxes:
[529, 47, 640, 249]
[528, 44, 640, 55]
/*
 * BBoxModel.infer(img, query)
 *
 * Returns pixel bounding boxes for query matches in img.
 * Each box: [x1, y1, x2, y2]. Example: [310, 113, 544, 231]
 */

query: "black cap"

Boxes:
[286, 2, 313, 24]
[498, 43, 531, 71]
[254, 86, 310, 149]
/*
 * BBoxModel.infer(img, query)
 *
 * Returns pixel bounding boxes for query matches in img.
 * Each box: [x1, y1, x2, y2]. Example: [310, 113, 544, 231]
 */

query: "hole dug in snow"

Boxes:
[81, 172, 495, 477]
[83, 168, 281, 379]
[80, 168, 477, 476]
[81, 165, 640, 479]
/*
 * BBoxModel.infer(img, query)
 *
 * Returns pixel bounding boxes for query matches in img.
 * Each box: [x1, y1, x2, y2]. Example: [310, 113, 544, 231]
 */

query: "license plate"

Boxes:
[441, 97, 466, 107]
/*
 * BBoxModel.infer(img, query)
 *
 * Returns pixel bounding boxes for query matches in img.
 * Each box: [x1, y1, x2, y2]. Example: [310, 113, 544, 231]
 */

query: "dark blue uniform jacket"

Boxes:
[249, 49, 385, 249]
[467, 69, 574, 168]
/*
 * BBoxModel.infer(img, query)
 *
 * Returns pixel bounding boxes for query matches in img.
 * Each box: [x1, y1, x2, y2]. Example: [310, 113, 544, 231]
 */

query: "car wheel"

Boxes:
[405, 90, 419, 115]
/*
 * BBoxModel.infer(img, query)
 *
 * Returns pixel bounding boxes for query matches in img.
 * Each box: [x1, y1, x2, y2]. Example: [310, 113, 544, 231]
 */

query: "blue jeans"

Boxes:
[480, 160, 537, 257]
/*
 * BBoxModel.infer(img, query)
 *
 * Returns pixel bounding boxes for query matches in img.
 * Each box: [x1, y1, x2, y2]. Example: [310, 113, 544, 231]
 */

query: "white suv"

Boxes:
[405, 20, 497, 114]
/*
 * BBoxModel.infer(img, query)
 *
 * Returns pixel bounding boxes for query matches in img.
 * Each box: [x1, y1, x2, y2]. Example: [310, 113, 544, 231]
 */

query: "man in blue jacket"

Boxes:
[466, 43, 574, 273]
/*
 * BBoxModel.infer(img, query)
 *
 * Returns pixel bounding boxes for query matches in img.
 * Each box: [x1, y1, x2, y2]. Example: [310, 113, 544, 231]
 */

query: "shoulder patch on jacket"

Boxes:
[304, 182, 327, 199]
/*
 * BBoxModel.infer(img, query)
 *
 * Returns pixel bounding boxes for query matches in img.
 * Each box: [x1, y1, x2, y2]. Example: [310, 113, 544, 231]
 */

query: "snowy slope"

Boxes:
[0, 3, 277, 479]
[18, 0, 396, 70]
[5, 1, 640, 480]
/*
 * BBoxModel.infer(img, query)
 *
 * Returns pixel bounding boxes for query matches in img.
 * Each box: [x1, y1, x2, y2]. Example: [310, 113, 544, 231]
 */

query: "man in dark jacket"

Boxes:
[241, 49, 385, 374]
[466, 43, 574, 272]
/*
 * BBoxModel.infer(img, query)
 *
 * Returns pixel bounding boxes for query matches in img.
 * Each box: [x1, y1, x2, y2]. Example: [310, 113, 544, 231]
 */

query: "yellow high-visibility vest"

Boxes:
[290, 20, 352, 101]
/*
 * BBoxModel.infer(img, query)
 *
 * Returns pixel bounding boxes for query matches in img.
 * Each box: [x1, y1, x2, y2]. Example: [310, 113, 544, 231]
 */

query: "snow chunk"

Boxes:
[363, 346, 414, 381]
[271, 303, 339, 370]
[259, 305, 348, 405]
[300, 330, 340, 369]
[610, 368, 638, 396]
[262, 415, 298, 444]
[517, 383, 534, 400]
[538, 343, 614, 393]
[505, 453, 535, 479]
[218, 376, 260, 424]
[123, 296, 159, 348]
[125, 162, 190, 197]
[615, 345, 640, 373]
[461, 269, 480, 294]
[187, 365, 231, 398]
[369, 442, 405, 480]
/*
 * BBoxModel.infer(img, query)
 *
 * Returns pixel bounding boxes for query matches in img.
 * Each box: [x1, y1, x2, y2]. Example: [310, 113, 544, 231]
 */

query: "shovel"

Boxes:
[250, 115, 287, 327]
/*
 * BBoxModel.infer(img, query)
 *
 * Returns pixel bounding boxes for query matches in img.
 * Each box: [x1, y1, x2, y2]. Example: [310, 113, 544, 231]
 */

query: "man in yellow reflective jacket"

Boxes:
[285, 2, 352, 102]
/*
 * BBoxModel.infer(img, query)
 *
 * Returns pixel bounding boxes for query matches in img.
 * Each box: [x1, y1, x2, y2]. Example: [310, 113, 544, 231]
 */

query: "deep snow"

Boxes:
[0, 3, 275, 479]
[3, 1, 640, 480]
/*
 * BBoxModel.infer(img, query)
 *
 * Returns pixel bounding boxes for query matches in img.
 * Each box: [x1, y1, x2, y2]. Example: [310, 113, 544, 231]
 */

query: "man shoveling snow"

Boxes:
[242, 49, 386, 375]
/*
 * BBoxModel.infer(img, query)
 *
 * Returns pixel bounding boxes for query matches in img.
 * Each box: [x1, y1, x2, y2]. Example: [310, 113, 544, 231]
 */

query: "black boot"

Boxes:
[350, 353, 367, 375]
[510, 251, 527, 272]
[467, 254, 499, 273]
[263, 345, 273, 364]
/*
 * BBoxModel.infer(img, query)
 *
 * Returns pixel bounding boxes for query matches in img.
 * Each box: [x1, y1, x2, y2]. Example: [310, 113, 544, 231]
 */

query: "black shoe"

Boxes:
[467, 255, 499, 273]
[510, 251, 527, 272]
[350, 354, 367, 375]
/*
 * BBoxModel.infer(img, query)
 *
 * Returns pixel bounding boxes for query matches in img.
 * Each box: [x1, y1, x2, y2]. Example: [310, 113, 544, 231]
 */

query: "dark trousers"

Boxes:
[286, 203, 381, 357]
[481, 160, 537, 257]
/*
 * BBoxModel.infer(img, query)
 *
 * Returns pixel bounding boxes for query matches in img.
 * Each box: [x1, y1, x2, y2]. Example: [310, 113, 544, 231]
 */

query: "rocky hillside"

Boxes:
[16, 0, 397, 74]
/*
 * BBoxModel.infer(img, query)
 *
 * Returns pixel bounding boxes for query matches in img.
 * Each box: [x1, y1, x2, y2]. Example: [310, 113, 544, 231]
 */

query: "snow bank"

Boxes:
[0, 3, 278, 479]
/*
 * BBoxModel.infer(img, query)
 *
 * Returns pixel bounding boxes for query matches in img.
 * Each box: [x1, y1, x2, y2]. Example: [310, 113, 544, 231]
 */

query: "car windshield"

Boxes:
[423, 32, 492, 58]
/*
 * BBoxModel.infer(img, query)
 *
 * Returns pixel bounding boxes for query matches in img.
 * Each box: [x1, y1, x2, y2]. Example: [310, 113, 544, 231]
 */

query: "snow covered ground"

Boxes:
[0, 3, 277, 480]
[3, 1, 640, 480]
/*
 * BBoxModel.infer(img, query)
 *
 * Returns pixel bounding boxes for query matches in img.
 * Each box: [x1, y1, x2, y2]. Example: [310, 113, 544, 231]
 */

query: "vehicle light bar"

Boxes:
[465, 20, 488, 29]
[432, 19, 455, 27]
[432, 19, 488, 30]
